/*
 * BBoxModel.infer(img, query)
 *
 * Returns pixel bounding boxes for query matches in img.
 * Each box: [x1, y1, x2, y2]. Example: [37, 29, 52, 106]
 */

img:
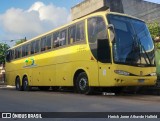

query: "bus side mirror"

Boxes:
[107, 24, 115, 43]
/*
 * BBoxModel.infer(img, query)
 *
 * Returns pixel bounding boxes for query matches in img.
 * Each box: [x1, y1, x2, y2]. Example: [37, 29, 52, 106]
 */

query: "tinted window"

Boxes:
[15, 48, 18, 59]
[76, 22, 85, 42]
[15, 47, 21, 58]
[108, 14, 154, 65]
[59, 29, 67, 46]
[68, 25, 76, 44]
[87, 17, 110, 63]
[22, 44, 30, 57]
[18, 47, 22, 58]
[31, 41, 36, 54]
[22, 45, 26, 57]
[46, 36, 51, 50]
[35, 40, 40, 53]
[53, 32, 60, 48]
[26, 44, 30, 56]
[88, 17, 107, 43]
[41, 37, 46, 51]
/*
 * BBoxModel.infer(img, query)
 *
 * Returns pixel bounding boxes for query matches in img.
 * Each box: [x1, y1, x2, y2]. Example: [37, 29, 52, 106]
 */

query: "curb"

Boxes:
[6, 85, 15, 88]
[0, 85, 15, 88]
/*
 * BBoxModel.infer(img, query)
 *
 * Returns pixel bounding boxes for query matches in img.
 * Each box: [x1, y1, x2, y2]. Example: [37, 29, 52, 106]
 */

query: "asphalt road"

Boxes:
[0, 87, 160, 121]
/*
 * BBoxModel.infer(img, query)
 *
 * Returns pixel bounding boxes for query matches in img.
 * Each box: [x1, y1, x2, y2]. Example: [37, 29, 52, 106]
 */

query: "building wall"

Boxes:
[71, 0, 108, 20]
[71, 0, 124, 20]
[122, 0, 160, 23]
[71, 0, 160, 23]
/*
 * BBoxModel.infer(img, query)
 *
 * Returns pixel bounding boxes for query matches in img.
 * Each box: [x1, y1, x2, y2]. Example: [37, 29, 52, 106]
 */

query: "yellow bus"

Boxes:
[5, 11, 157, 94]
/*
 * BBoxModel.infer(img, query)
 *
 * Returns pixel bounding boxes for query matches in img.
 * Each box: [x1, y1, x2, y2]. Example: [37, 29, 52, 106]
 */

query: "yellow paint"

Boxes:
[5, 11, 156, 87]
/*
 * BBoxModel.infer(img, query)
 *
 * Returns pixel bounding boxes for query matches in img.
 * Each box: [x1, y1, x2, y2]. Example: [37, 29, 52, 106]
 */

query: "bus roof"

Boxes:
[9, 11, 144, 50]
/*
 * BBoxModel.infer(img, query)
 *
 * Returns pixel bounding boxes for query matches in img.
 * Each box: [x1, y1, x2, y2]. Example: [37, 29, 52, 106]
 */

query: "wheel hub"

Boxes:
[79, 78, 87, 90]
[16, 82, 20, 89]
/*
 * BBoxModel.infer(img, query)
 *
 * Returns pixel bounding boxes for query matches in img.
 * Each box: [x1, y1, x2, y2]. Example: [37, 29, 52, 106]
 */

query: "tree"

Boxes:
[15, 37, 27, 46]
[0, 43, 10, 64]
[147, 21, 160, 48]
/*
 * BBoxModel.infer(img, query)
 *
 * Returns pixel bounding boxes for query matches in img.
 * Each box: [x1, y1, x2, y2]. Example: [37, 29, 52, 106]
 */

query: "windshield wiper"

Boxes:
[132, 35, 151, 65]
[137, 39, 152, 65]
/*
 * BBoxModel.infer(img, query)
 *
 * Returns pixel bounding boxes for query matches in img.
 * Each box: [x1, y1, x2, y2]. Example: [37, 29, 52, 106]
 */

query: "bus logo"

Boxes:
[24, 58, 36, 68]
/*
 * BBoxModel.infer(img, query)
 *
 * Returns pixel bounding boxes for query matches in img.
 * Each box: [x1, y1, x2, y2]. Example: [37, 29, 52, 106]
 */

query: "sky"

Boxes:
[0, 0, 159, 46]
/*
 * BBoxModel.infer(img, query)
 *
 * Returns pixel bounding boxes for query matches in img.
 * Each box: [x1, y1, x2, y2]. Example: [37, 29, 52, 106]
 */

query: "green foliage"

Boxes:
[0, 43, 10, 64]
[147, 21, 160, 49]
[147, 21, 160, 39]
[15, 39, 26, 45]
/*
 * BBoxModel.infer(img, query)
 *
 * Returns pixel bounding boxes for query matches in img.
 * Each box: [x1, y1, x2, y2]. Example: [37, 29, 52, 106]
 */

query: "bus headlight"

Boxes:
[114, 70, 130, 76]
[149, 72, 156, 76]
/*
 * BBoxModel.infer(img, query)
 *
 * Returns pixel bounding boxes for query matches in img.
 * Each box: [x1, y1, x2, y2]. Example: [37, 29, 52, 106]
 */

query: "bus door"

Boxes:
[87, 16, 112, 86]
[97, 38, 112, 86]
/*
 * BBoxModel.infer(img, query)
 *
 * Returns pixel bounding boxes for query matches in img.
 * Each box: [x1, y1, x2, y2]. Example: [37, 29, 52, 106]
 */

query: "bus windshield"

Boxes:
[107, 14, 155, 66]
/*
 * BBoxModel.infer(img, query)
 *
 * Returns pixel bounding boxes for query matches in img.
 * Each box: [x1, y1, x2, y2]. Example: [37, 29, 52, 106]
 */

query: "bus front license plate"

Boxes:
[138, 79, 144, 83]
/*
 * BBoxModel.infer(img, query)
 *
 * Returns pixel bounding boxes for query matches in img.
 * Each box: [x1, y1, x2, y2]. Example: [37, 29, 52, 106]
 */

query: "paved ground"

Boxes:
[0, 87, 160, 121]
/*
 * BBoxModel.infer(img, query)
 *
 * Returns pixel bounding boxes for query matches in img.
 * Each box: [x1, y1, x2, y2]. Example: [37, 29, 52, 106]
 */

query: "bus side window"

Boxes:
[68, 25, 76, 44]
[88, 17, 110, 63]
[88, 17, 107, 43]
[53, 32, 60, 48]
[7, 50, 14, 61]
[76, 22, 85, 42]
[59, 29, 67, 46]
[22, 45, 26, 57]
[18, 47, 22, 58]
[46, 36, 51, 50]
[35, 40, 40, 53]
[26, 44, 30, 55]
[31, 41, 35, 54]
[88, 17, 98, 43]
[41, 37, 46, 52]
[15, 48, 18, 59]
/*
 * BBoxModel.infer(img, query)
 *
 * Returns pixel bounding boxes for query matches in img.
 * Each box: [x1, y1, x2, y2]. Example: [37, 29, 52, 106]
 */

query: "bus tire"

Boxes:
[38, 86, 50, 91]
[15, 77, 23, 91]
[76, 72, 93, 95]
[23, 77, 31, 91]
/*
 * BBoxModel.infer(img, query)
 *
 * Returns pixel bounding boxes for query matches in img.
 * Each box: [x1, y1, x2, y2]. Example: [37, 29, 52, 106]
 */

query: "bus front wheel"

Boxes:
[76, 72, 93, 95]
[23, 77, 31, 91]
[15, 77, 23, 91]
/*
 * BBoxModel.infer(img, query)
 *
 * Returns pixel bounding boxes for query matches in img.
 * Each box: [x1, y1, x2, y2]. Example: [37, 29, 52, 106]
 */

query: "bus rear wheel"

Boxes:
[23, 77, 31, 91]
[76, 72, 93, 95]
[15, 77, 23, 91]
